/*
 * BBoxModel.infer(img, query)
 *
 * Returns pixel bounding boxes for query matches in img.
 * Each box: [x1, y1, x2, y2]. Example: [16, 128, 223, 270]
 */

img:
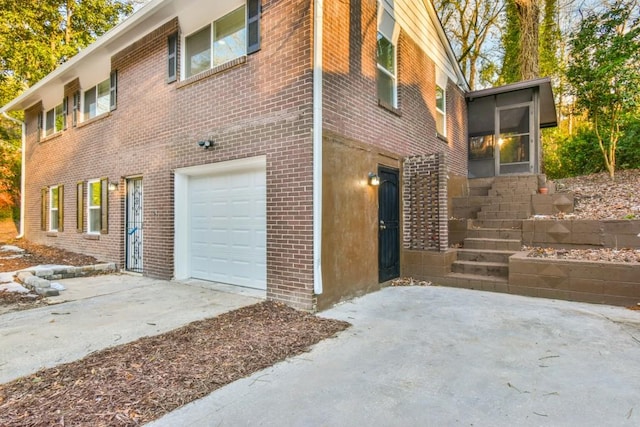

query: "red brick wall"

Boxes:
[23, 0, 316, 310]
[22, 0, 469, 310]
[322, 1, 468, 175]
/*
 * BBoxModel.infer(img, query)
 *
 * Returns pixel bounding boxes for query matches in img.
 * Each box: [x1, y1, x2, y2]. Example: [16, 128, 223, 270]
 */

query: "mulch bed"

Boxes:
[0, 239, 99, 273]
[0, 290, 45, 313]
[0, 301, 350, 426]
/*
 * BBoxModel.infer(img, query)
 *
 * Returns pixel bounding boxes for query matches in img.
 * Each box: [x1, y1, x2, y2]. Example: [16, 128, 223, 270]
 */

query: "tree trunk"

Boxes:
[515, 0, 540, 80]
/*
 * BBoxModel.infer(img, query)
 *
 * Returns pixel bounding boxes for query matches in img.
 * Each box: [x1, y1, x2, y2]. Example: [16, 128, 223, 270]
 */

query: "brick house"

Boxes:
[1, 0, 471, 310]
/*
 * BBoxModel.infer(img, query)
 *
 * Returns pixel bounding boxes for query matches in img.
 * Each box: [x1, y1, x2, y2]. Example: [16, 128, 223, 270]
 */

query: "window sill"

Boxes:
[83, 234, 100, 240]
[177, 55, 247, 89]
[436, 132, 448, 143]
[40, 132, 63, 143]
[77, 112, 111, 128]
[46, 232, 58, 237]
[378, 99, 401, 116]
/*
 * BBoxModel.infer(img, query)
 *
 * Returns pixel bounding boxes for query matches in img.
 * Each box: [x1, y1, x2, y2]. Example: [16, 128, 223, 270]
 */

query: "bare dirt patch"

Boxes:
[0, 301, 350, 426]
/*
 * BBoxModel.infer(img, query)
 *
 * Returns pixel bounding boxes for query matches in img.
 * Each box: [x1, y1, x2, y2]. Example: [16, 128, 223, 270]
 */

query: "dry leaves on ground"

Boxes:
[555, 169, 640, 220]
[0, 301, 350, 426]
[526, 246, 640, 263]
[390, 277, 433, 286]
[0, 239, 99, 273]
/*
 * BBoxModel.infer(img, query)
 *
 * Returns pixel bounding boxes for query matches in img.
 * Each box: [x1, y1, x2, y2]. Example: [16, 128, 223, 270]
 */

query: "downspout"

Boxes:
[2, 112, 25, 238]
[312, 0, 323, 295]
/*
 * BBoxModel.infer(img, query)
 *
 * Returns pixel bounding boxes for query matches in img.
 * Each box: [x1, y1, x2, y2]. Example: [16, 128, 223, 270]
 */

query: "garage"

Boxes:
[174, 156, 267, 290]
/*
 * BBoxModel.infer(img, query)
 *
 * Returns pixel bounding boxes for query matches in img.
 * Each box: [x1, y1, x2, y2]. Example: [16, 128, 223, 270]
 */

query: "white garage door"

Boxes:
[189, 164, 266, 290]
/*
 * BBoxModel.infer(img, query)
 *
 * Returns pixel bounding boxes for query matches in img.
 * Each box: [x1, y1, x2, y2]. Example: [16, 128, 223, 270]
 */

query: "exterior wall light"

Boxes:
[197, 139, 214, 149]
[368, 172, 380, 186]
[108, 182, 119, 191]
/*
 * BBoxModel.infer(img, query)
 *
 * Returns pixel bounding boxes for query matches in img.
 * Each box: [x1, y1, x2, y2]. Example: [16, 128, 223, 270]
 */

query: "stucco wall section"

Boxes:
[319, 132, 401, 310]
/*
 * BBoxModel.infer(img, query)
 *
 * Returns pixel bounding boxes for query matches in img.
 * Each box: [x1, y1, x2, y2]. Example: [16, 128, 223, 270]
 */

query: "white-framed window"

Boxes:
[377, 32, 397, 108]
[44, 101, 66, 137]
[435, 85, 446, 136]
[87, 179, 102, 234]
[184, 5, 247, 78]
[49, 186, 60, 231]
[84, 78, 111, 120]
[83, 71, 116, 121]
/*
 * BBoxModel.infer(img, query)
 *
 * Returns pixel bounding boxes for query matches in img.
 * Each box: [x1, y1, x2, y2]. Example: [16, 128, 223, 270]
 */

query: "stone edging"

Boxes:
[15, 263, 118, 296]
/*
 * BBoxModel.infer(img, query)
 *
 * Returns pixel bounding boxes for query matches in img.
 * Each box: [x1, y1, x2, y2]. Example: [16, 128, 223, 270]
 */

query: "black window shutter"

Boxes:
[62, 97, 68, 130]
[58, 185, 64, 232]
[77, 181, 84, 232]
[72, 91, 80, 126]
[100, 177, 109, 234]
[247, 0, 261, 54]
[110, 71, 117, 111]
[168, 33, 177, 83]
[37, 111, 43, 142]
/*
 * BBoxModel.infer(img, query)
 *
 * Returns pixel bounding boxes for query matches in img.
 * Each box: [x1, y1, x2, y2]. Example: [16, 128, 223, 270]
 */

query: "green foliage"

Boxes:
[617, 119, 640, 170]
[566, 1, 640, 179]
[0, 0, 135, 105]
[539, 0, 559, 79]
[0, 116, 21, 211]
[544, 118, 640, 179]
[499, 0, 521, 84]
[0, 0, 138, 214]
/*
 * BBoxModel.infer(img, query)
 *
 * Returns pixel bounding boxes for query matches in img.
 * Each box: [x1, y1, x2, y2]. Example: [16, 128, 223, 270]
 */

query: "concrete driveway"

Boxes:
[0, 274, 262, 384]
[151, 286, 640, 427]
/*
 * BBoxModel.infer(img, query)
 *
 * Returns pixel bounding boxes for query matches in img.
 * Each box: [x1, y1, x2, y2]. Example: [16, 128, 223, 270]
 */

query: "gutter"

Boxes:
[312, 0, 323, 295]
[2, 112, 25, 238]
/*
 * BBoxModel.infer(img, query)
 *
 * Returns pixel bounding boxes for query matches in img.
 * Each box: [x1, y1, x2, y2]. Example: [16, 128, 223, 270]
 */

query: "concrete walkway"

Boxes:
[151, 286, 640, 427]
[0, 274, 262, 384]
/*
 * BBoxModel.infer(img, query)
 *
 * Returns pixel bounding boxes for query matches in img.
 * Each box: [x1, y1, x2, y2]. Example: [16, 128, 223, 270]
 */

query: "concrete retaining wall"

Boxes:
[522, 220, 640, 249]
[402, 249, 457, 278]
[509, 252, 640, 306]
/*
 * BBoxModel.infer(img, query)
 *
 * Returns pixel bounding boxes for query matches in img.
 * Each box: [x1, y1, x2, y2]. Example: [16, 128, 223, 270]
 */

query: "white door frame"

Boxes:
[495, 101, 534, 175]
[173, 155, 267, 280]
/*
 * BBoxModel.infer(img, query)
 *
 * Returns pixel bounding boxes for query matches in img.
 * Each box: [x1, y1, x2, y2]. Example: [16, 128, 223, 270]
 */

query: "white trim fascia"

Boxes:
[421, 0, 469, 91]
[312, 0, 323, 296]
[0, 0, 169, 114]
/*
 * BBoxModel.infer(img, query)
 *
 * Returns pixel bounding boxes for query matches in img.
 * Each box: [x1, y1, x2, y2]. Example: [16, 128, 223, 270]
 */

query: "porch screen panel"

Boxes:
[499, 106, 530, 164]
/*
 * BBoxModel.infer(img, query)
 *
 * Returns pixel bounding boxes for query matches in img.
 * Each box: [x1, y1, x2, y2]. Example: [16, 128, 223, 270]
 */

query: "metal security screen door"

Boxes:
[126, 177, 143, 273]
[378, 167, 400, 282]
[497, 103, 534, 175]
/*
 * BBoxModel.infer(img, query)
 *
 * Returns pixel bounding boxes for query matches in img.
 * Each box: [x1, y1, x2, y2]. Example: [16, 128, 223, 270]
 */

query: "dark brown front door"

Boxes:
[378, 166, 400, 282]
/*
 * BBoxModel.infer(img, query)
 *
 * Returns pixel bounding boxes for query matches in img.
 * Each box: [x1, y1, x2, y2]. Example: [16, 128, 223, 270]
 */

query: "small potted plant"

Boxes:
[538, 175, 548, 194]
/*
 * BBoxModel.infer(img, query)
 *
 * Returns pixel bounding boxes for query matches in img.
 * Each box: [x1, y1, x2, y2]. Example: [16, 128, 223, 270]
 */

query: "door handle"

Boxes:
[379, 220, 386, 230]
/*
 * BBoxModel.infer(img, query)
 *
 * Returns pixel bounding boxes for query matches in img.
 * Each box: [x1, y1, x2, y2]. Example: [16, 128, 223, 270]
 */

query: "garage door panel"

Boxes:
[189, 163, 266, 290]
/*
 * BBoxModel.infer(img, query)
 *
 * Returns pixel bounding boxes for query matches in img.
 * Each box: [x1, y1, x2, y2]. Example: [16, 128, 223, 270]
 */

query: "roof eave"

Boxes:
[466, 77, 557, 127]
[0, 0, 168, 114]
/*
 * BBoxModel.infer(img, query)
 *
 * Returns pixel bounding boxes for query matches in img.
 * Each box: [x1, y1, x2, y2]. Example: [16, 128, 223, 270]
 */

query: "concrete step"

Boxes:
[488, 188, 536, 197]
[453, 195, 533, 208]
[467, 228, 522, 240]
[451, 260, 509, 277]
[492, 176, 538, 185]
[480, 202, 531, 213]
[471, 219, 523, 230]
[464, 238, 522, 251]
[469, 187, 489, 196]
[457, 249, 515, 264]
[435, 273, 509, 293]
[476, 210, 530, 220]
